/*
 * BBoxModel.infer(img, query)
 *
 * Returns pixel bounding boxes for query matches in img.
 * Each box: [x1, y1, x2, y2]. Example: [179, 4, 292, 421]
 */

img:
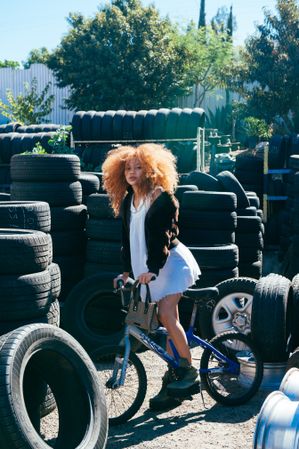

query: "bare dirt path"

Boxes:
[106, 350, 268, 449]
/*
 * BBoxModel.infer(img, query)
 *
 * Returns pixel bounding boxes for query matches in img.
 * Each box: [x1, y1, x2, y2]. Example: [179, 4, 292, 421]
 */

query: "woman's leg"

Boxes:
[157, 293, 192, 363]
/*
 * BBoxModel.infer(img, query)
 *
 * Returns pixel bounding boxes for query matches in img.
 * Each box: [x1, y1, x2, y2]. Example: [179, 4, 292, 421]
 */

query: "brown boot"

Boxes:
[149, 368, 182, 411]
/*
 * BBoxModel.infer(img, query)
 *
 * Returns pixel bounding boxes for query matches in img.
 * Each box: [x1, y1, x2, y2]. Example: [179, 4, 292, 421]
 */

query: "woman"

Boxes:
[102, 143, 201, 410]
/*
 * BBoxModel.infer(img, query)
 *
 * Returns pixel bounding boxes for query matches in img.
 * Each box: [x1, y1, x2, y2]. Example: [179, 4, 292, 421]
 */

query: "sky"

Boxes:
[0, 0, 278, 64]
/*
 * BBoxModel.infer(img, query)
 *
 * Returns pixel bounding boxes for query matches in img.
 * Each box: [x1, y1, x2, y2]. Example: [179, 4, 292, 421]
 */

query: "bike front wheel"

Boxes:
[92, 345, 147, 425]
[200, 331, 263, 406]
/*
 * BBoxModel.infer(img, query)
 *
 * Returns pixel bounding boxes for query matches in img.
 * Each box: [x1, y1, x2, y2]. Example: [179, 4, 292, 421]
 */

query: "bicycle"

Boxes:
[92, 279, 264, 426]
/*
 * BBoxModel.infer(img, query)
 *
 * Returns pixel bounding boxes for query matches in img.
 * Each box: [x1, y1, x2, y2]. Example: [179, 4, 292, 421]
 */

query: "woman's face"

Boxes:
[124, 157, 144, 188]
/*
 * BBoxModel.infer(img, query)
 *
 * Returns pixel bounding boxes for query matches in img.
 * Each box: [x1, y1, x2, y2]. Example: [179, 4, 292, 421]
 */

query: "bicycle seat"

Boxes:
[184, 287, 219, 302]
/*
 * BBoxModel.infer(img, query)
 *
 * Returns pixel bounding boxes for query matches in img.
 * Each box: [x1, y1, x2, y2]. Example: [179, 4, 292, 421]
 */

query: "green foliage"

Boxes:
[23, 47, 51, 69]
[230, 0, 299, 131]
[48, 126, 73, 154]
[211, 6, 237, 36]
[0, 60, 20, 69]
[180, 25, 234, 106]
[22, 142, 47, 155]
[48, 0, 190, 110]
[242, 117, 272, 139]
[0, 78, 54, 125]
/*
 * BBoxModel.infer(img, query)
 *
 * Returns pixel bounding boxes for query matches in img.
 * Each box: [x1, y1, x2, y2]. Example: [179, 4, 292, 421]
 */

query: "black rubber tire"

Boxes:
[48, 262, 61, 300]
[86, 240, 121, 265]
[200, 331, 263, 406]
[122, 111, 136, 140]
[0, 201, 51, 232]
[251, 274, 291, 362]
[79, 172, 100, 195]
[185, 171, 220, 191]
[92, 345, 147, 426]
[236, 216, 263, 233]
[50, 205, 88, 231]
[181, 191, 237, 211]
[235, 154, 263, 171]
[10, 154, 81, 181]
[238, 261, 262, 279]
[165, 108, 182, 139]
[71, 110, 85, 141]
[99, 110, 116, 141]
[217, 170, 250, 209]
[81, 111, 96, 141]
[175, 185, 198, 203]
[11, 181, 83, 206]
[0, 229, 49, 274]
[92, 111, 105, 140]
[286, 346, 299, 370]
[143, 109, 158, 140]
[179, 210, 237, 231]
[178, 108, 193, 138]
[235, 232, 264, 249]
[87, 193, 114, 218]
[62, 273, 126, 350]
[51, 230, 87, 256]
[236, 206, 257, 216]
[189, 244, 239, 269]
[199, 277, 258, 341]
[133, 110, 147, 140]
[180, 228, 235, 245]
[196, 267, 239, 289]
[113, 110, 126, 140]
[187, 108, 205, 138]
[153, 109, 170, 140]
[0, 324, 108, 449]
[86, 218, 122, 241]
[289, 274, 299, 351]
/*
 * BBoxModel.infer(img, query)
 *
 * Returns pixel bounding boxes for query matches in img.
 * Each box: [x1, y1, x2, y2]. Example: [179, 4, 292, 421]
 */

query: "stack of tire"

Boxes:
[234, 151, 264, 200]
[0, 225, 60, 335]
[15, 124, 61, 133]
[79, 171, 101, 205]
[71, 108, 205, 173]
[179, 190, 239, 288]
[216, 171, 264, 279]
[84, 193, 122, 277]
[9, 154, 87, 301]
[0, 132, 56, 163]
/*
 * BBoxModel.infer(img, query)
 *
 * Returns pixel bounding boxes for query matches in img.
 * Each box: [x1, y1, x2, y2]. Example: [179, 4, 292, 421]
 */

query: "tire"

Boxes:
[186, 108, 205, 138]
[122, 111, 136, 140]
[289, 274, 299, 350]
[0, 201, 51, 232]
[86, 240, 121, 265]
[189, 244, 239, 269]
[180, 228, 235, 245]
[179, 210, 237, 231]
[133, 110, 147, 140]
[217, 170, 250, 209]
[185, 171, 220, 191]
[86, 218, 121, 241]
[92, 111, 105, 140]
[99, 110, 116, 141]
[0, 324, 108, 449]
[143, 109, 158, 140]
[87, 193, 114, 218]
[0, 229, 49, 274]
[79, 172, 100, 195]
[236, 216, 263, 233]
[200, 331, 263, 406]
[113, 110, 126, 140]
[153, 109, 169, 140]
[51, 230, 87, 256]
[11, 181, 83, 206]
[81, 110, 96, 140]
[178, 108, 193, 138]
[10, 154, 81, 182]
[200, 277, 258, 340]
[181, 191, 237, 211]
[196, 267, 239, 289]
[286, 346, 299, 370]
[235, 232, 264, 249]
[251, 274, 291, 362]
[62, 274, 126, 350]
[50, 205, 88, 231]
[91, 345, 147, 426]
[238, 261, 262, 279]
[71, 110, 85, 141]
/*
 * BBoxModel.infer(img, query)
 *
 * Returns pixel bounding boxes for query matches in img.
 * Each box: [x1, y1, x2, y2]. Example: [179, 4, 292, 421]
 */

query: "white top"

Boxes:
[129, 195, 150, 279]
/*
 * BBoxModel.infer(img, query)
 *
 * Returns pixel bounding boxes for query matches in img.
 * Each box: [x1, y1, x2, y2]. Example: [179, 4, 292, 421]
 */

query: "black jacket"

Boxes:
[120, 189, 179, 276]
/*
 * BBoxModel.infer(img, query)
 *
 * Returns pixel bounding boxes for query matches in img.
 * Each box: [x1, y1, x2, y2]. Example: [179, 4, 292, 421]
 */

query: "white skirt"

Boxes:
[140, 242, 201, 303]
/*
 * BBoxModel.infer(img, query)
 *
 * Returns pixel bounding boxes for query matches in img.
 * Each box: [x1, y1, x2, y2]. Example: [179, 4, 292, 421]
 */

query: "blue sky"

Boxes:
[0, 0, 277, 64]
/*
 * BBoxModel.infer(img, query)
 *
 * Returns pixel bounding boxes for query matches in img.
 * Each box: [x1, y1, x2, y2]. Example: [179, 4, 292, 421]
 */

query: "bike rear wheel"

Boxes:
[92, 345, 147, 425]
[200, 331, 263, 406]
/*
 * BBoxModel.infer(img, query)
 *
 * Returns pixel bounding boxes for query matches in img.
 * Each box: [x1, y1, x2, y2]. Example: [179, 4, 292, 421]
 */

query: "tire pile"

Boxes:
[0, 132, 56, 163]
[72, 108, 205, 173]
[10, 154, 88, 301]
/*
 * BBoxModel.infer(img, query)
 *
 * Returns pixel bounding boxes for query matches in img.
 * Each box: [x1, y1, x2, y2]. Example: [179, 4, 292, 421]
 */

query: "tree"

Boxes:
[23, 47, 51, 69]
[0, 78, 55, 124]
[231, 0, 299, 130]
[198, 0, 206, 28]
[211, 6, 237, 36]
[180, 25, 234, 107]
[48, 0, 190, 110]
[0, 60, 20, 69]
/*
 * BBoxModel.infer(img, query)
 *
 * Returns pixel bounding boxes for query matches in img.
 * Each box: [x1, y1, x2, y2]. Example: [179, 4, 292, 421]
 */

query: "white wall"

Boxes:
[0, 63, 73, 125]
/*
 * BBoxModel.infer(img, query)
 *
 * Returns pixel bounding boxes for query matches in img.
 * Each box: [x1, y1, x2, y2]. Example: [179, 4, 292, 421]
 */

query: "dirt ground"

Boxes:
[105, 350, 269, 449]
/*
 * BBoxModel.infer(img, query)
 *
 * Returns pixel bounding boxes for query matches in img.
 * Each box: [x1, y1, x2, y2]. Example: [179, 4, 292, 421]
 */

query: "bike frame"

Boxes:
[111, 315, 239, 388]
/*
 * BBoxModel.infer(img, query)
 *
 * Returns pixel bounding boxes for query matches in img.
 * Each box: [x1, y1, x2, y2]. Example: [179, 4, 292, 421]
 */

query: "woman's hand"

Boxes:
[138, 272, 156, 284]
[113, 272, 129, 289]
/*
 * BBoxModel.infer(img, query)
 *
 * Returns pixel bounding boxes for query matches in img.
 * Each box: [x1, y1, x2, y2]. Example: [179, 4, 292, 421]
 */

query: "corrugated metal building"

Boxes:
[0, 63, 73, 125]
